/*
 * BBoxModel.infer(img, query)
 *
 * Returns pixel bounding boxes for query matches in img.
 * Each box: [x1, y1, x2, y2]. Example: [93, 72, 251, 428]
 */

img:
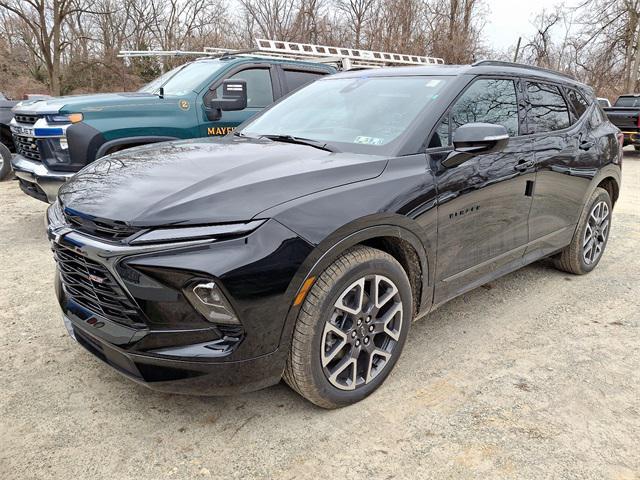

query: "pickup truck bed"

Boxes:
[604, 95, 640, 149]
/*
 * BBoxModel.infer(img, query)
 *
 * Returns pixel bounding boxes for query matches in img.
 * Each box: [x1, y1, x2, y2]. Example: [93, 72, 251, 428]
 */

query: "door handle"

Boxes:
[579, 140, 595, 151]
[514, 159, 535, 171]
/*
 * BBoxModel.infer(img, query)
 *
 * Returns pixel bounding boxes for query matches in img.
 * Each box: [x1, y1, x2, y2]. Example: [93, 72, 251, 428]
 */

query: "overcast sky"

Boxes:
[483, 0, 579, 52]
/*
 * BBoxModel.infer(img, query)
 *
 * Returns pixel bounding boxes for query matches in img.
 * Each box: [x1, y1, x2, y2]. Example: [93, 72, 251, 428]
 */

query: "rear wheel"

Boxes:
[554, 187, 612, 274]
[284, 246, 413, 408]
[0, 142, 12, 181]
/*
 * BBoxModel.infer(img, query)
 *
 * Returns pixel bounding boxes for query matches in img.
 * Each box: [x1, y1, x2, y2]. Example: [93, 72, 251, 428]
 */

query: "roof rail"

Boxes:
[472, 60, 575, 80]
[118, 39, 445, 70]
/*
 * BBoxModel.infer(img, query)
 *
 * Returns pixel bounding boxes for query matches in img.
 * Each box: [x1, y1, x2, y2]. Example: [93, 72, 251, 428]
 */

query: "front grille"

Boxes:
[13, 134, 41, 161]
[64, 210, 140, 241]
[53, 244, 144, 328]
[14, 114, 39, 125]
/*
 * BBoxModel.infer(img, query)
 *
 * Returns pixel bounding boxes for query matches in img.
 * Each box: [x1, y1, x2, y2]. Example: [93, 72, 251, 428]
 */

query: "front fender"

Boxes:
[275, 217, 435, 357]
[67, 121, 180, 167]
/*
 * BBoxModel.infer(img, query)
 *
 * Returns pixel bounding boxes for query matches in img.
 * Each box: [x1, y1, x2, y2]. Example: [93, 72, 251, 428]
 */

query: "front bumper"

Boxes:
[63, 313, 286, 395]
[11, 154, 73, 202]
[48, 206, 314, 395]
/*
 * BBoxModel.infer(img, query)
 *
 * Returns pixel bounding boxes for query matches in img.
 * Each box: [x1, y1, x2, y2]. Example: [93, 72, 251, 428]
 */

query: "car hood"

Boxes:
[58, 136, 388, 226]
[13, 92, 163, 115]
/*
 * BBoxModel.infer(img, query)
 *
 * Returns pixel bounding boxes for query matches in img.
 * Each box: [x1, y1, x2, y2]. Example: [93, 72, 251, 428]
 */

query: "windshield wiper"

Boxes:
[260, 134, 339, 153]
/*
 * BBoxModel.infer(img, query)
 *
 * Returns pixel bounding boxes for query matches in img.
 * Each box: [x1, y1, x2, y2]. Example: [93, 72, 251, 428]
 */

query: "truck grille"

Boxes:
[14, 114, 39, 125]
[63, 210, 140, 241]
[53, 244, 144, 328]
[13, 134, 41, 161]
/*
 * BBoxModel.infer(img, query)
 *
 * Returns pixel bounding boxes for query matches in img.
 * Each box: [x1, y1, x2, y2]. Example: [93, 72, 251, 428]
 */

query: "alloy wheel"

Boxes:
[583, 200, 610, 265]
[320, 274, 403, 390]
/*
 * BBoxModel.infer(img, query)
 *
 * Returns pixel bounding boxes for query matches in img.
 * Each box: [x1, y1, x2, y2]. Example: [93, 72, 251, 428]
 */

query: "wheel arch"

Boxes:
[276, 218, 433, 354]
[596, 175, 619, 207]
[0, 123, 14, 152]
[580, 164, 621, 212]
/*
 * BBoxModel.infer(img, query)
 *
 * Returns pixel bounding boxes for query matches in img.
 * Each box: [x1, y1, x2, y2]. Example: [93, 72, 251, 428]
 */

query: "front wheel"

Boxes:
[554, 187, 612, 274]
[0, 142, 12, 181]
[284, 246, 413, 408]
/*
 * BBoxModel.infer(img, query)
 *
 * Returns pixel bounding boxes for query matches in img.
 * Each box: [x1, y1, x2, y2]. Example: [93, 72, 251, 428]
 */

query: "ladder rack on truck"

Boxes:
[118, 39, 445, 70]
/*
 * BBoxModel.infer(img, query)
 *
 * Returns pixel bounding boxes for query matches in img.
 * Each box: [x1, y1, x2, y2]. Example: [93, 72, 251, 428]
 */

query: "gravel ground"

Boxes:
[1, 152, 639, 480]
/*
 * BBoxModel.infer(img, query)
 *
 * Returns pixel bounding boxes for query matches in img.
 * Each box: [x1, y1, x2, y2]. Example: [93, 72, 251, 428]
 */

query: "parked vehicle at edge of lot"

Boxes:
[0, 92, 18, 180]
[597, 97, 611, 108]
[10, 55, 336, 202]
[47, 60, 623, 408]
[604, 94, 640, 150]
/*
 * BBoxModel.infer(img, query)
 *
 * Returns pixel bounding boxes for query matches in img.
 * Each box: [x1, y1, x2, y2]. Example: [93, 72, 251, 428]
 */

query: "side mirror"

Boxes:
[205, 79, 248, 121]
[442, 122, 509, 168]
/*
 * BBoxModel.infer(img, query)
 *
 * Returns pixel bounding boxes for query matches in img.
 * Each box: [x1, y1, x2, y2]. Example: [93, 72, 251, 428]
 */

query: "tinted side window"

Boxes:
[216, 68, 273, 108]
[430, 78, 519, 148]
[283, 70, 324, 93]
[526, 82, 570, 133]
[566, 88, 589, 120]
[451, 79, 519, 136]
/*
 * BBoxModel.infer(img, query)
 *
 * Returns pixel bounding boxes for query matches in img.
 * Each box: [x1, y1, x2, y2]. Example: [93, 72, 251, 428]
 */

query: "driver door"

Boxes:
[199, 65, 278, 137]
[427, 77, 535, 304]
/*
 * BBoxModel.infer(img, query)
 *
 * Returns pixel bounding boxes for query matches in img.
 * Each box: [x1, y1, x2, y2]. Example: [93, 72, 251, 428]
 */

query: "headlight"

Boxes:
[46, 113, 83, 124]
[129, 220, 265, 245]
[183, 280, 240, 325]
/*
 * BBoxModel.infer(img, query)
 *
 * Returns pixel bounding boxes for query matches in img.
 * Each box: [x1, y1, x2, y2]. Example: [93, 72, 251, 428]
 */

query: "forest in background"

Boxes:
[0, 0, 638, 100]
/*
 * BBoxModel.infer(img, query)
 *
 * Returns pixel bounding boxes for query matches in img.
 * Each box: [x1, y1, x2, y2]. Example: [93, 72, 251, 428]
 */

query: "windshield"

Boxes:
[241, 76, 451, 152]
[138, 61, 225, 96]
[614, 96, 640, 108]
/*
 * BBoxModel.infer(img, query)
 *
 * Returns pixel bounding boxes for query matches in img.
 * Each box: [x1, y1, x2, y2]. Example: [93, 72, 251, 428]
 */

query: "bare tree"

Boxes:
[0, 0, 98, 95]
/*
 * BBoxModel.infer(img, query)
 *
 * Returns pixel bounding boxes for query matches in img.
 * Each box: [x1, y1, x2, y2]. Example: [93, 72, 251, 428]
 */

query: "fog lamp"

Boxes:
[59, 138, 68, 150]
[184, 281, 240, 325]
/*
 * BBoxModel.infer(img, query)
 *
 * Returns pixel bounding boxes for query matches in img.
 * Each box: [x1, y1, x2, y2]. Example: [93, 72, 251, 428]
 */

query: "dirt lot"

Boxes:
[1, 152, 639, 480]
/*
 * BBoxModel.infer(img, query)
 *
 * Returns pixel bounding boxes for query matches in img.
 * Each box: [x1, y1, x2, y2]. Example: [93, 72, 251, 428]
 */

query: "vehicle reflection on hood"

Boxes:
[57, 135, 389, 227]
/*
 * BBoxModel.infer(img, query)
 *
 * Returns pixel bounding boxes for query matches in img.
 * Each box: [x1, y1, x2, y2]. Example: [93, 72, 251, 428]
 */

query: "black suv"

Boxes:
[47, 61, 622, 408]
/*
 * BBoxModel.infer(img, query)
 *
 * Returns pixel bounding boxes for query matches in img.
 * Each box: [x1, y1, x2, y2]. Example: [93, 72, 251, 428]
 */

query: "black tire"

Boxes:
[284, 245, 413, 408]
[554, 187, 612, 275]
[634, 145, 640, 151]
[0, 142, 11, 181]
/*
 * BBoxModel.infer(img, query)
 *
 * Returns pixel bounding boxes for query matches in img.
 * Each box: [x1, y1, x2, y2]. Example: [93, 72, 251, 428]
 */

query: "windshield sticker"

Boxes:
[426, 79, 443, 87]
[354, 136, 384, 145]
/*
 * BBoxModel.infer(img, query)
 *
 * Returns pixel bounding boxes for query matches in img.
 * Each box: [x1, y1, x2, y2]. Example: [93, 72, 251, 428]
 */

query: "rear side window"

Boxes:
[566, 88, 589, 120]
[429, 78, 519, 148]
[283, 70, 324, 93]
[216, 68, 274, 108]
[615, 96, 640, 107]
[526, 82, 570, 133]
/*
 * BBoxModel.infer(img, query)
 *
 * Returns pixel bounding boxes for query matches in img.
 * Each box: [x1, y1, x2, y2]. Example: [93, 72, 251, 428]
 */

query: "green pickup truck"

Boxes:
[10, 55, 335, 202]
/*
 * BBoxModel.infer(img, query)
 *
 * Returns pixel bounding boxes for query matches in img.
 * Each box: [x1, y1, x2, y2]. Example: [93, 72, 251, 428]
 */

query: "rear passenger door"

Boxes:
[428, 77, 535, 304]
[524, 81, 595, 255]
[279, 67, 327, 94]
